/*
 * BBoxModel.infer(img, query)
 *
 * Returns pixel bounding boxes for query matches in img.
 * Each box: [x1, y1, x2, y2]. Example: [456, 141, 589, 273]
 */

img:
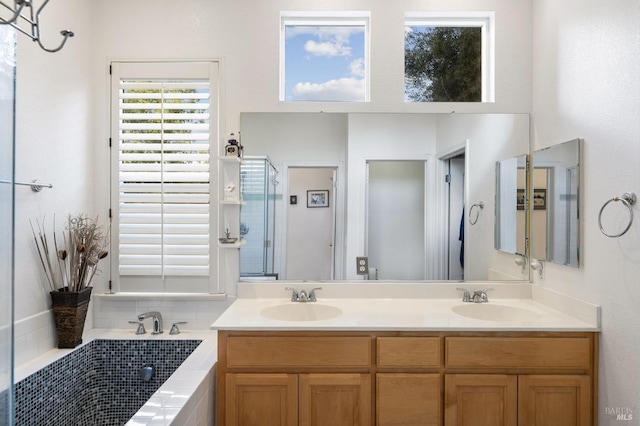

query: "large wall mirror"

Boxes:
[238, 112, 531, 282]
[531, 139, 580, 267]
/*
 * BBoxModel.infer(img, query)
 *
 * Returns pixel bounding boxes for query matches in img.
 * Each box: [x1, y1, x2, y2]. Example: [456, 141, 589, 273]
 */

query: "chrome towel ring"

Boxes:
[469, 202, 484, 225]
[598, 192, 636, 238]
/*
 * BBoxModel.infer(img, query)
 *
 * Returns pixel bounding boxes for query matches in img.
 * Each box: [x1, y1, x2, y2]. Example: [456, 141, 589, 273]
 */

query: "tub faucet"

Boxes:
[128, 320, 146, 335]
[138, 311, 163, 334]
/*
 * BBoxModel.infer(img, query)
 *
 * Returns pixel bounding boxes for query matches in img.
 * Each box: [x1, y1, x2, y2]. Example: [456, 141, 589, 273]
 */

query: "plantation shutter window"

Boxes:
[110, 62, 219, 293]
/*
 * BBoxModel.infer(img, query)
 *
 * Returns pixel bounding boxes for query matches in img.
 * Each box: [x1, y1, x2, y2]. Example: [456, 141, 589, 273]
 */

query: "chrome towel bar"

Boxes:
[0, 179, 53, 192]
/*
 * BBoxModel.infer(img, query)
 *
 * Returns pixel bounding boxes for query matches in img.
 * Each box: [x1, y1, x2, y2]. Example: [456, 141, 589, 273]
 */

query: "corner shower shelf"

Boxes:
[218, 239, 246, 249]
[219, 156, 242, 163]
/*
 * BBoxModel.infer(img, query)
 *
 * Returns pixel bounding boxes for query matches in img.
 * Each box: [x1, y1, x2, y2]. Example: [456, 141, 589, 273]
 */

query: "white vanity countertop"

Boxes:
[211, 283, 600, 332]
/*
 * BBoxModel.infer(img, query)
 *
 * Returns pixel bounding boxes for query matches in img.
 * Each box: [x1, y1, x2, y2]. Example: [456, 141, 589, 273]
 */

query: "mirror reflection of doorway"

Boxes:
[285, 167, 336, 280]
[366, 160, 427, 280]
[447, 155, 465, 280]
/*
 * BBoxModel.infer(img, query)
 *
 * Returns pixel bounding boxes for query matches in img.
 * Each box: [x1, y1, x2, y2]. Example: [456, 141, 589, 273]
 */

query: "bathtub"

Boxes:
[14, 329, 217, 425]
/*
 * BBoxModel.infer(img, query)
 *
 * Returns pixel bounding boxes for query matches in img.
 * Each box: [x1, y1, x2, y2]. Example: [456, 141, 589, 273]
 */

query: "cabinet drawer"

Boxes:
[377, 337, 441, 368]
[227, 336, 371, 368]
[446, 337, 591, 369]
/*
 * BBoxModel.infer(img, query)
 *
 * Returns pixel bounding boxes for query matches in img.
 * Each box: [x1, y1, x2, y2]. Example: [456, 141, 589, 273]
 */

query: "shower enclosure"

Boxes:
[0, 25, 16, 426]
[239, 157, 278, 279]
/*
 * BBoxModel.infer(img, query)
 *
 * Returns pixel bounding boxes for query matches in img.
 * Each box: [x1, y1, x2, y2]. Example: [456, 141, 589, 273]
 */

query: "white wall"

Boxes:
[12, 0, 534, 363]
[13, 0, 96, 361]
[12, 3, 640, 421]
[92, 0, 533, 134]
[532, 0, 640, 422]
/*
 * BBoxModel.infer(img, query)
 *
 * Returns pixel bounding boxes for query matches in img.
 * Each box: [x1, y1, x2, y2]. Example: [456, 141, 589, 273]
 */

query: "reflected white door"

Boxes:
[285, 167, 336, 280]
[366, 161, 426, 280]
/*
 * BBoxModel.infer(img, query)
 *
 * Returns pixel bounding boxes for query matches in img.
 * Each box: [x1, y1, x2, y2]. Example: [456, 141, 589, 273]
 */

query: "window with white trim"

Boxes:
[280, 12, 370, 102]
[110, 61, 219, 293]
[405, 12, 494, 102]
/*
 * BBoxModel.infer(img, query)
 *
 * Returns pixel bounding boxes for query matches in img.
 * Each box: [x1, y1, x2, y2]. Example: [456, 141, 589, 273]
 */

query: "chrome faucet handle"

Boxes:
[128, 320, 146, 335]
[457, 287, 472, 303]
[473, 288, 494, 303]
[285, 287, 299, 302]
[170, 321, 187, 335]
[308, 287, 322, 302]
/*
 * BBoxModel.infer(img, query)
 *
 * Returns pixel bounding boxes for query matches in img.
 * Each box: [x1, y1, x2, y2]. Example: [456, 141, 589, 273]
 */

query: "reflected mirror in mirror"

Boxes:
[239, 112, 530, 282]
[531, 139, 580, 267]
[495, 154, 527, 256]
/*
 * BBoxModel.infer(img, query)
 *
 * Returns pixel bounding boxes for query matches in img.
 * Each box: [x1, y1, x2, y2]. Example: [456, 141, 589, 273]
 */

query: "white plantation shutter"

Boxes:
[111, 62, 218, 293]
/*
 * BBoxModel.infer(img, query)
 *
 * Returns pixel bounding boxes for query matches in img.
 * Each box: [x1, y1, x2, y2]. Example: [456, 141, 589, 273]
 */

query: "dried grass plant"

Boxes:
[30, 214, 109, 293]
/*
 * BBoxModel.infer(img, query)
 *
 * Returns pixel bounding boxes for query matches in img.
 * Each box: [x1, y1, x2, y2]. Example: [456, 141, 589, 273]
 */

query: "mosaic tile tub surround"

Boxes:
[15, 339, 201, 425]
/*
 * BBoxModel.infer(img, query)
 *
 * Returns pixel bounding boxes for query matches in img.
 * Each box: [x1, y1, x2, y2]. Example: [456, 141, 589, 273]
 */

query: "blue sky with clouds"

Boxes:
[284, 25, 365, 101]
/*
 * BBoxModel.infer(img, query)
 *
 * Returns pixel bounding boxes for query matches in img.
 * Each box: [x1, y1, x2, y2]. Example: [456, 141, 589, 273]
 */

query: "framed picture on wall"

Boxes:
[517, 189, 525, 210]
[533, 188, 547, 210]
[307, 190, 329, 208]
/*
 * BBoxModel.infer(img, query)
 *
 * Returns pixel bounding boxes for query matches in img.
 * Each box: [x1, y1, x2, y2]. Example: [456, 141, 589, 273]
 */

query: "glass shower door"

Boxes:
[0, 25, 16, 426]
[239, 157, 278, 278]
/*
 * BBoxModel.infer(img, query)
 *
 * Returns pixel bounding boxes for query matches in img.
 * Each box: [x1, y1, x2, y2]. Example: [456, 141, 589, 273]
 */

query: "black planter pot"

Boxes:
[50, 286, 92, 348]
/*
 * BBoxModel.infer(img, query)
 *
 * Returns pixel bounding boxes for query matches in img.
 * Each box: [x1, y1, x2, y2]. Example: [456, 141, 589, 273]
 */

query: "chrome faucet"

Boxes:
[457, 287, 493, 303]
[472, 288, 494, 303]
[457, 287, 472, 303]
[308, 287, 321, 302]
[285, 287, 322, 303]
[285, 287, 299, 302]
[138, 311, 163, 334]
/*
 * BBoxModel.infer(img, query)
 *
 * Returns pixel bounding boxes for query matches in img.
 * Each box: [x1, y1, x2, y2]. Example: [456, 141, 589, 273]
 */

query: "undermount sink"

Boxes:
[451, 303, 541, 322]
[260, 303, 343, 322]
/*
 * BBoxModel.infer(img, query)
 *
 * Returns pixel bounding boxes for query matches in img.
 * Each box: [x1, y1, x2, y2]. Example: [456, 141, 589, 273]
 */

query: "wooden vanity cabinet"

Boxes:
[376, 337, 442, 426]
[225, 373, 370, 426]
[445, 374, 517, 426]
[299, 373, 371, 426]
[219, 333, 372, 426]
[518, 375, 592, 426]
[445, 374, 591, 426]
[225, 373, 298, 426]
[444, 335, 596, 426]
[217, 331, 598, 426]
[377, 373, 441, 425]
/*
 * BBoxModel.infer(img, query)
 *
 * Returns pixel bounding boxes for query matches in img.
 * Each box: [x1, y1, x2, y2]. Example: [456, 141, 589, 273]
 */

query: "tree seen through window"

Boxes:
[405, 26, 482, 102]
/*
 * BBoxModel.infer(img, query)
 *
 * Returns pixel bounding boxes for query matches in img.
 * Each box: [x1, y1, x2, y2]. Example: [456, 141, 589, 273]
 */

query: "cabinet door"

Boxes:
[518, 375, 591, 426]
[299, 373, 371, 426]
[445, 374, 517, 426]
[226, 373, 298, 426]
[377, 373, 441, 426]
